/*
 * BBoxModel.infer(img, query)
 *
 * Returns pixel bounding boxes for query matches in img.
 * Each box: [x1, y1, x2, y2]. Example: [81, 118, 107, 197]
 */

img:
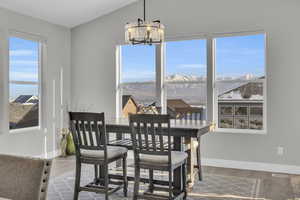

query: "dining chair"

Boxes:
[129, 114, 188, 200]
[69, 112, 128, 200]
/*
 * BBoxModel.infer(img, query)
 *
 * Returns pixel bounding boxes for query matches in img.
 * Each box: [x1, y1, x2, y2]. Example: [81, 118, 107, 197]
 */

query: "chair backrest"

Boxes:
[129, 114, 171, 163]
[0, 154, 52, 200]
[69, 112, 107, 155]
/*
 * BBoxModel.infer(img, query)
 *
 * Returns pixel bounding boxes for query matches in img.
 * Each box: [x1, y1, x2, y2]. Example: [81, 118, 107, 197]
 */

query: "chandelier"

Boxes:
[125, 0, 165, 45]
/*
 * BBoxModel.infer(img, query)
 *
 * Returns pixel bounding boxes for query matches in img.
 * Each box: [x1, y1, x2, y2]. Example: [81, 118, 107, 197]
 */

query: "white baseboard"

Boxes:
[202, 158, 300, 175]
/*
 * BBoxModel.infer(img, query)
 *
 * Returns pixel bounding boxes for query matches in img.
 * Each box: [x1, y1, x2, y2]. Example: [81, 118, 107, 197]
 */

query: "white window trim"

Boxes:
[7, 30, 46, 133]
[116, 30, 267, 135]
[212, 32, 267, 134]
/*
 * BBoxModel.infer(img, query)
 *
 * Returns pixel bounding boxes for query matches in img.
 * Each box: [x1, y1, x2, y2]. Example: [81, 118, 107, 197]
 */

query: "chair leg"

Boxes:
[168, 170, 173, 199]
[73, 160, 81, 200]
[197, 137, 203, 181]
[123, 154, 128, 197]
[104, 164, 109, 200]
[182, 161, 187, 200]
[133, 165, 140, 200]
[149, 169, 154, 193]
[94, 164, 99, 184]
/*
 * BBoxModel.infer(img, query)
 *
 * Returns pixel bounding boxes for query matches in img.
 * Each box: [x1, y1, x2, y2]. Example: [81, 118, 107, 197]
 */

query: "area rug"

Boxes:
[47, 167, 261, 200]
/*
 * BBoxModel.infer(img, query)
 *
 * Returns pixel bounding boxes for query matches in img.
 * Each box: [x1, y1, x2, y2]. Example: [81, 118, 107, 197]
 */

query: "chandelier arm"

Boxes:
[143, 0, 146, 21]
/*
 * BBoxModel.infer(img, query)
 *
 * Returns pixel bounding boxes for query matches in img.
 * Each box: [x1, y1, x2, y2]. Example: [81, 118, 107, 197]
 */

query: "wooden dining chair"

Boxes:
[129, 114, 188, 200]
[69, 112, 128, 200]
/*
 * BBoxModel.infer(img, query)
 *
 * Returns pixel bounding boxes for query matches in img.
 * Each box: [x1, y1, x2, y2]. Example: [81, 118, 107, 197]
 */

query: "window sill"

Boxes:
[213, 128, 267, 135]
[10, 126, 41, 134]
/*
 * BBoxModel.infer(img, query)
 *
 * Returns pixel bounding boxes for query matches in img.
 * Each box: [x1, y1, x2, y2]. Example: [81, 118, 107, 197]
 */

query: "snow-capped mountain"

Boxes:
[165, 74, 257, 82]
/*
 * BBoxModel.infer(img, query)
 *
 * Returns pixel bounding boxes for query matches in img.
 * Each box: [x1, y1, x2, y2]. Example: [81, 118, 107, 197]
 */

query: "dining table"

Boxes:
[100, 117, 214, 192]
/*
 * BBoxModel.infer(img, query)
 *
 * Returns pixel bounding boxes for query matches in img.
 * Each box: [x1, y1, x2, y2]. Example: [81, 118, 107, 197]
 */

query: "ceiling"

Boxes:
[0, 0, 137, 28]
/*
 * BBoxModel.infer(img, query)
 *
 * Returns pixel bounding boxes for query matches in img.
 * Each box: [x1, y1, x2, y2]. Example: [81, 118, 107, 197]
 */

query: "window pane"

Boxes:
[121, 45, 157, 117]
[9, 37, 40, 130]
[216, 34, 265, 130]
[219, 117, 234, 128]
[165, 39, 207, 120]
[219, 105, 233, 116]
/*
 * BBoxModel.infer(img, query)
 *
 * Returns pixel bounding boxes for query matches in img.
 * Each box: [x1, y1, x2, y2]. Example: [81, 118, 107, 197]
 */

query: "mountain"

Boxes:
[165, 74, 204, 82]
[165, 74, 257, 82]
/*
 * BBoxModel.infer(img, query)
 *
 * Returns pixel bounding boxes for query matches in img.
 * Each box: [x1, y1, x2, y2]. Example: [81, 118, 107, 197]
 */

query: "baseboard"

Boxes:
[202, 158, 300, 175]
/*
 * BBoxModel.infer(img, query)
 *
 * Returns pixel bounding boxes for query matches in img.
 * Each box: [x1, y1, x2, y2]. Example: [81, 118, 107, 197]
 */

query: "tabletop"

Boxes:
[106, 118, 214, 138]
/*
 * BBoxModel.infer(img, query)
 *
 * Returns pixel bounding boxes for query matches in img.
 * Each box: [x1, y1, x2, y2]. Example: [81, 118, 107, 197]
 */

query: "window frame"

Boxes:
[7, 30, 45, 133]
[116, 30, 267, 135]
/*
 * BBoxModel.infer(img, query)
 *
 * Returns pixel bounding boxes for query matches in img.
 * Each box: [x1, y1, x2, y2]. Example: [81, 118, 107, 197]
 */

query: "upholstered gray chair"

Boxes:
[0, 154, 52, 200]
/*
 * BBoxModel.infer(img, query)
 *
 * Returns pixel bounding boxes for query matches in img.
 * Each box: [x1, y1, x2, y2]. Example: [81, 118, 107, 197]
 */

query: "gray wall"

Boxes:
[71, 0, 300, 166]
[0, 7, 71, 157]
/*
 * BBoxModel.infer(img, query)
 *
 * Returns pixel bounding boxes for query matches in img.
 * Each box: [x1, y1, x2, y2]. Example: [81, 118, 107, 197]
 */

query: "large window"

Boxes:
[9, 37, 41, 130]
[215, 34, 266, 131]
[165, 39, 207, 120]
[117, 32, 266, 133]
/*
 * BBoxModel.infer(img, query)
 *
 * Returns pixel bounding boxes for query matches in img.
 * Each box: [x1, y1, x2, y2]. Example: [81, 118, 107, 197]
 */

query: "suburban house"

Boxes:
[218, 77, 264, 129]
[122, 95, 138, 117]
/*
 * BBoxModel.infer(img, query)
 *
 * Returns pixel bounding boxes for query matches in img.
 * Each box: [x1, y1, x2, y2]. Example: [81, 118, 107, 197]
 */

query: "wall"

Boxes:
[71, 0, 300, 166]
[0, 7, 71, 157]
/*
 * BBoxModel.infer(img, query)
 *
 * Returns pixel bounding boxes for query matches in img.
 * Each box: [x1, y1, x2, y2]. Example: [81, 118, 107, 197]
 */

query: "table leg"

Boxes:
[185, 137, 195, 187]
[173, 136, 183, 194]
[116, 133, 123, 168]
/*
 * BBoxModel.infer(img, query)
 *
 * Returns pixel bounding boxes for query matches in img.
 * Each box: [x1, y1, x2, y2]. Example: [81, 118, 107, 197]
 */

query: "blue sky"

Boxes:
[9, 37, 39, 99]
[122, 34, 265, 82]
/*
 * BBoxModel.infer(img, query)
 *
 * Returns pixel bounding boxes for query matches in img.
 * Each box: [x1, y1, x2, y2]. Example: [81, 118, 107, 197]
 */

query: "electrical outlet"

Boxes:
[277, 146, 284, 156]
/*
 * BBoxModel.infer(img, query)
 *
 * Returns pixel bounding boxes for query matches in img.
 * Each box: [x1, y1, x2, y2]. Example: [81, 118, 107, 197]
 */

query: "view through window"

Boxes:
[121, 45, 158, 117]
[118, 33, 266, 132]
[9, 37, 40, 130]
[165, 39, 207, 120]
[215, 34, 265, 130]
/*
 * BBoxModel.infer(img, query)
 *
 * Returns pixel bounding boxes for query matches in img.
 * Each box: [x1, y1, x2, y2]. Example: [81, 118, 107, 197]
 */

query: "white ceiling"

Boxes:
[0, 0, 137, 28]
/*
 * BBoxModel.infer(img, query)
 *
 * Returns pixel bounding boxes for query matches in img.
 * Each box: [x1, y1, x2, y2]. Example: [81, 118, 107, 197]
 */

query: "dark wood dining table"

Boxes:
[101, 118, 214, 192]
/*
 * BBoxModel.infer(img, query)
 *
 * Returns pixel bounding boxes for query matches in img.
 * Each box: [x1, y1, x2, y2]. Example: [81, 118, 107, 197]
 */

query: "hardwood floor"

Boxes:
[51, 156, 300, 200]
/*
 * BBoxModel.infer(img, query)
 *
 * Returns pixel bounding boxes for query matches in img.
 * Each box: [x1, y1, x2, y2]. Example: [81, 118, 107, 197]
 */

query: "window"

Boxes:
[9, 37, 41, 130]
[117, 32, 267, 133]
[215, 34, 266, 131]
[165, 39, 207, 120]
[120, 45, 157, 117]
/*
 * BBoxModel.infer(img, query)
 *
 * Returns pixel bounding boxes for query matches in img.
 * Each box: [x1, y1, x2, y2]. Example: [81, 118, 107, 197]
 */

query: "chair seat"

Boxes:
[81, 146, 127, 161]
[140, 151, 187, 167]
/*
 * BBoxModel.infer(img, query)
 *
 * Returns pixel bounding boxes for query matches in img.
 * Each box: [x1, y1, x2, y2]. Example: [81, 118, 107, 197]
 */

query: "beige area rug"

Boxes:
[48, 166, 261, 200]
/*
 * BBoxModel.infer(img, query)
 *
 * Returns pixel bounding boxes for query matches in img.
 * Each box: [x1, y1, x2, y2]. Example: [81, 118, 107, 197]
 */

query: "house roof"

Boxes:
[167, 99, 191, 109]
[122, 95, 138, 109]
[13, 95, 39, 104]
[9, 103, 38, 128]
[13, 95, 34, 104]
[218, 77, 264, 102]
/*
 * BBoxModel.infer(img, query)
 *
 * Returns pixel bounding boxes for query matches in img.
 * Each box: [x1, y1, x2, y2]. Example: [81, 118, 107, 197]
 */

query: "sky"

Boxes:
[122, 34, 265, 83]
[9, 37, 39, 99]
[9, 34, 265, 98]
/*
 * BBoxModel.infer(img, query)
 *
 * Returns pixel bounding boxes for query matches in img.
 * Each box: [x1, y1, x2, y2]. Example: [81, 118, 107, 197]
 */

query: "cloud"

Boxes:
[122, 69, 155, 82]
[178, 64, 206, 69]
[10, 71, 38, 82]
[10, 60, 38, 66]
[10, 50, 35, 56]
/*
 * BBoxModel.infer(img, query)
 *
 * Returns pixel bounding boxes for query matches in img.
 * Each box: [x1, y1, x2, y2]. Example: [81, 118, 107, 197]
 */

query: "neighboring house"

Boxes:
[122, 95, 138, 117]
[10, 95, 39, 129]
[167, 99, 204, 120]
[13, 95, 39, 104]
[218, 77, 264, 130]
[9, 103, 39, 129]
